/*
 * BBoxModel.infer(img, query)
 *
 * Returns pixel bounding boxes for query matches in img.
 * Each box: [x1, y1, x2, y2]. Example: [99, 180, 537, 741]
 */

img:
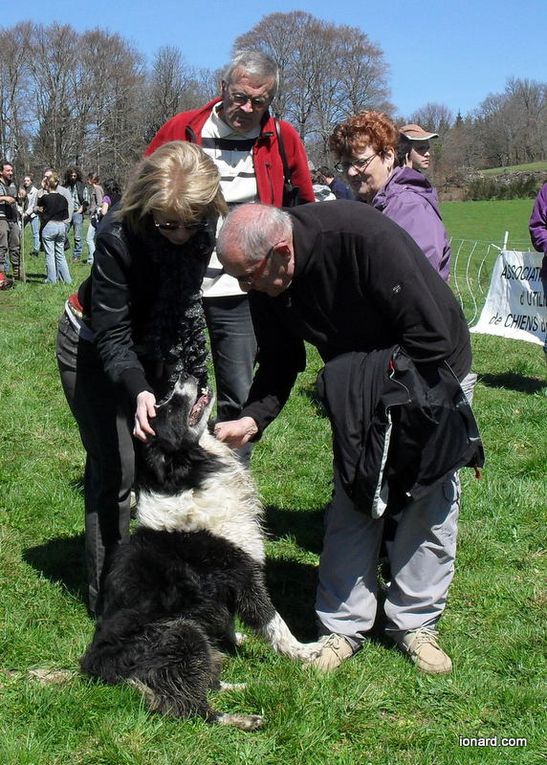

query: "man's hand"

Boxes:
[133, 391, 157, 442]
[214, 417, 258, 448]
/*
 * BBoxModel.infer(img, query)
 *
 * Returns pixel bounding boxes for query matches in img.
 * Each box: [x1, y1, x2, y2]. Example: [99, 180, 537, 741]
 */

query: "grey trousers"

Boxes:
[203, 294, 257, 463]
[315, 372, 477, 647]
[0, 218, 20, 272]
[56, 313, 133, 614]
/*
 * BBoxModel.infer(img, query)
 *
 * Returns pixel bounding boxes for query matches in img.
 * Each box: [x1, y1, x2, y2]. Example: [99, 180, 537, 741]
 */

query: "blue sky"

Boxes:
[5, 0, 545, 119]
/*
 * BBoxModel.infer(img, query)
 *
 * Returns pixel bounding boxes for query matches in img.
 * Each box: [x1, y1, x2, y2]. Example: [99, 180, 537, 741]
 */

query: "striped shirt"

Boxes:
[200, 103, 260, 298]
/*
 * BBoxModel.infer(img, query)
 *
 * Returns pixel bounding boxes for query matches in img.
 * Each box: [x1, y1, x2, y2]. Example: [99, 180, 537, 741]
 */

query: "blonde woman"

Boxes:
[56, 141, 227, 615]
[37, 173, 72, 284]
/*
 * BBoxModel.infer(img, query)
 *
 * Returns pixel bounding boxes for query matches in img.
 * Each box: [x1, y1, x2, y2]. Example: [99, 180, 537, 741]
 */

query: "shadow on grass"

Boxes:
[265, 557, 319, 642]
[22, 533, 87, 605]
[264, 505, 325, 555]
[21, 526, 323, 641]
[22, 270, 46, 284]
[480, 372, 544, 394]
[298, 382, 328, 418]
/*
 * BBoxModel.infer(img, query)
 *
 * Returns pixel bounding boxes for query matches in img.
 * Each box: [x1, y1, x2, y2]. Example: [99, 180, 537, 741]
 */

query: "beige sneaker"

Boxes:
[310, 633, 354, 672]
[399, 628, 452, 674]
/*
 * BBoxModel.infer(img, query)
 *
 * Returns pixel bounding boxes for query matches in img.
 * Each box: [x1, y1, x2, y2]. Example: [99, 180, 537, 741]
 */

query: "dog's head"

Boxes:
[136, 376, 218, 493]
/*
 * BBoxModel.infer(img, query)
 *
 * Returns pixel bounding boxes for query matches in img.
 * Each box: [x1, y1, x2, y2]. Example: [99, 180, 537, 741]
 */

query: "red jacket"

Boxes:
[145, 98, 315, 207]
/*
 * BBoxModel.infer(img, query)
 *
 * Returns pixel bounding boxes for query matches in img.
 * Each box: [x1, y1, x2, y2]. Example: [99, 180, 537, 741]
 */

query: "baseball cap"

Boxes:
[399, 124, 438, 141]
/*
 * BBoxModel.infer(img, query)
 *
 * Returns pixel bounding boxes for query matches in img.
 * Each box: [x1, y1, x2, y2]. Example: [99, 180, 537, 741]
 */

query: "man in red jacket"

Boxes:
[146, 50, 314, 455]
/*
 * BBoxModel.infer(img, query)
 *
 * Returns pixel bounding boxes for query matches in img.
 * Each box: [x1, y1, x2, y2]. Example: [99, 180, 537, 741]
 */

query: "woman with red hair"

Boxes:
[329, 111, 451, 281]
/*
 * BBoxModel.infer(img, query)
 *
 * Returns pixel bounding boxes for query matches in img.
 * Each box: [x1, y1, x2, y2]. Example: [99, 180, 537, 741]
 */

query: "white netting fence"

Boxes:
[450, 233, 533, 325]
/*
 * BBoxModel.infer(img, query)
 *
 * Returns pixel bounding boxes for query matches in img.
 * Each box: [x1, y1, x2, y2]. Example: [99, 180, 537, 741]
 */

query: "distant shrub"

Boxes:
[465, 173, 543, 201]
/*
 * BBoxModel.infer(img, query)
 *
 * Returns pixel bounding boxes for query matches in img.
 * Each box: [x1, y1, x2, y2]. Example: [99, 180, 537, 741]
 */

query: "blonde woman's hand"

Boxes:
[133, 391, 157, 442]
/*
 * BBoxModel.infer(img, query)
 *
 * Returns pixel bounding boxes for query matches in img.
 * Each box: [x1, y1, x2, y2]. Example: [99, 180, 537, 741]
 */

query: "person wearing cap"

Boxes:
[329, 111, 451, 281]
[398, 123, 439, 173]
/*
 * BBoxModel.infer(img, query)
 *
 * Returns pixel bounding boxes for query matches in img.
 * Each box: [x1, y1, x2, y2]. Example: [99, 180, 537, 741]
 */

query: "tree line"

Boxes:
[1, 14, 545, 188]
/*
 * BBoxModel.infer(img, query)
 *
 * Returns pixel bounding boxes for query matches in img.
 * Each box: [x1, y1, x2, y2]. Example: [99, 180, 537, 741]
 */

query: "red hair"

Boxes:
[329, 111, 398, 158]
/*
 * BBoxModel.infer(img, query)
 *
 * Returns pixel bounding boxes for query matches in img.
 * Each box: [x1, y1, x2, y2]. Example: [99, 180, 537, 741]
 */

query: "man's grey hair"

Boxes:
[223, 50, 279, 98]
[217, 204, 293, 263]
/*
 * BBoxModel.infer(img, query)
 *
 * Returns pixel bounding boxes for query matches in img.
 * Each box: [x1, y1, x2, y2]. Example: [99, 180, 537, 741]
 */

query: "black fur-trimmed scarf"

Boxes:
[144, 223, 214, 391]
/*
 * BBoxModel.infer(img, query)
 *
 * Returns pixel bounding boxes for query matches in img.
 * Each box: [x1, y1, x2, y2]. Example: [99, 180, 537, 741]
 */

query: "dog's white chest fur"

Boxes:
[136, 432, 266, 564]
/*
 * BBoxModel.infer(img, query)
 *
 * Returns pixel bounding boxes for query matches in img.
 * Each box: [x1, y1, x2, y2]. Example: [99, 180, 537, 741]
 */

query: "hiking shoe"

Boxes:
[310, 633, 354, 672]
[0, 272, 14, 290]
[399, 627, 452, 674]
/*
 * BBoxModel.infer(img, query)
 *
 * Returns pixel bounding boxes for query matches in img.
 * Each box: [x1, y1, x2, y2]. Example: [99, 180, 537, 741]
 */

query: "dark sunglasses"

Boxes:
[154, 219, 207, 232]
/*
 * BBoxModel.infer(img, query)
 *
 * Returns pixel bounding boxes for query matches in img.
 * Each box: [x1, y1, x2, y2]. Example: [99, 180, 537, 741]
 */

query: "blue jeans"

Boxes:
[86, 219, 96, 264]
[26, 215, 40, 251]
[43, 221, 72, 284]
[69, 212, 84, 259]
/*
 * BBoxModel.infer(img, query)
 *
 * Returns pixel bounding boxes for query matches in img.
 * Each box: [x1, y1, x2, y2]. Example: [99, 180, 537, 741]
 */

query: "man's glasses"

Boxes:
[154, 219, 207, 232]
[233, 244, 279, 288]
[334, 154, 377, 174]
[228, 91, 270, 109]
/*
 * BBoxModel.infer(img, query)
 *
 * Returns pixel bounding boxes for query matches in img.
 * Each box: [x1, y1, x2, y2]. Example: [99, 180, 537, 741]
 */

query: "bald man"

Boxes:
[215, 201, 482, 675]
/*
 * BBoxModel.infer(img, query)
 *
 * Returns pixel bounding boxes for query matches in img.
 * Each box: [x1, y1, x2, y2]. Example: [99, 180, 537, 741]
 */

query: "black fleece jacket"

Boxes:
[77, 206, 213, 404]
[242, 200, 472, 435]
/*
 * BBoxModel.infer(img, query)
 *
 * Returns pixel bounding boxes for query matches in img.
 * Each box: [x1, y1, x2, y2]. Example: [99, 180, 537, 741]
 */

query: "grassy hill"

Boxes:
[480, 160, 547, 176]
[441, 198, 533, 245]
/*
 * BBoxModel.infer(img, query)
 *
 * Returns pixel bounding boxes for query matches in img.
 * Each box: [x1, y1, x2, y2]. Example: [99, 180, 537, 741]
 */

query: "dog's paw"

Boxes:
[219, 681, 247, 692]
[215, 712, 263, 731]
[292, 641, 324, 663]
[234, 631, 247, 646]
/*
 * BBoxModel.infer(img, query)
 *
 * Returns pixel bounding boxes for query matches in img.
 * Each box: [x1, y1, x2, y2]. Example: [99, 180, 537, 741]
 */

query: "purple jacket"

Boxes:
[529, 183, 547, 279]
[372, 167, 451, 281]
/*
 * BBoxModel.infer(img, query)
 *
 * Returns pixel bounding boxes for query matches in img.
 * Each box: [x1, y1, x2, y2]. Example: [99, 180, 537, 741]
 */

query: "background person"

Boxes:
[37, 173, 72, 284]
[214, 201, 482, 676]
[56, 142, 226, 615]
[330, 111, 451, 281]
[98, 178, 122, 220]
[146, 50, 314, 457]
[316, 165, 353, 199]
[64, 166, 90, 262]
[85, 174, 104, 265]
[528, 182, 547, 370]
[398, 123, 439, 173]
[22, 174, 41, 256]
[0, 160, 21, 286]
[311, 170, 336, 201]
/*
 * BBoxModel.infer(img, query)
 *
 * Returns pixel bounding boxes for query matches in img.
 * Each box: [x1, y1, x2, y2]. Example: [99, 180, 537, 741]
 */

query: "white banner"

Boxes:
[470, 250, 546, 346]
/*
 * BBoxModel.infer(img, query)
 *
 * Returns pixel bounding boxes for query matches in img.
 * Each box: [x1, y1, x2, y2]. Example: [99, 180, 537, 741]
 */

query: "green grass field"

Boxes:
[480, 161, 547, 177]
[1, 212, 545, 764]
[441, 198, 533, 246]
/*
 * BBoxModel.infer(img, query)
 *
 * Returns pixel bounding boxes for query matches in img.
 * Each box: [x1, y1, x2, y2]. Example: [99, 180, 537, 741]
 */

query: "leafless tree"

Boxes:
[0, 22, 33, 174]
[408, 103, 454, 138]
[143, 47, 214, 144]
[473, 78, 546, 167]
[234, 11, 392, 162]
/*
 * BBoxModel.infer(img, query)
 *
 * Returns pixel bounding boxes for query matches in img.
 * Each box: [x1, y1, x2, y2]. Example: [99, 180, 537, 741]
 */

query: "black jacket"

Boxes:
[77, 207, 214, 403]
[242, 201, 472, 435]
[316, 347, 483, 516]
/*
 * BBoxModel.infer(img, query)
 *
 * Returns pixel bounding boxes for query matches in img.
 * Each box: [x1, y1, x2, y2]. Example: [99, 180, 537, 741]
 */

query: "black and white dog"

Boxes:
[80, 377, 321, 730]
